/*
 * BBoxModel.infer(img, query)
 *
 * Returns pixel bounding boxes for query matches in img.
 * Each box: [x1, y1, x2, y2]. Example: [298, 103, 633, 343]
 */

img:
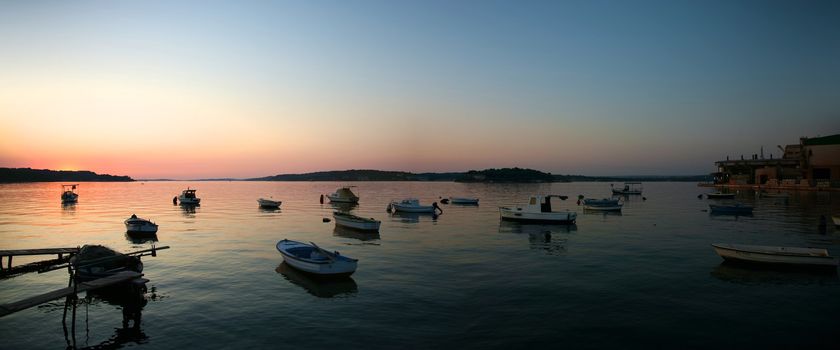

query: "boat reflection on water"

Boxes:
[333, 226, 381, 241]
[710, 261, 839, 286]
[258, 206, 281, 214]
[62, 281, 154, 349]
[125, 233, 159, 244]
[179, 203, 198, 216]
[388, 211, 439, 223]
[582, 208, 623, 217]
[275, 262, 358, 298]
[329, 202, 358, 212]
[708, 211, 754, 220]
[499, 221, 576, 255]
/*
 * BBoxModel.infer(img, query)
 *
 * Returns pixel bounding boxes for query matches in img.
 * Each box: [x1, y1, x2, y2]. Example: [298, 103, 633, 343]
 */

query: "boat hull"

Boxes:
[392, 204, 435, 213]
[499, 207, 576, 224]
[584, 205, 622, 211]
[179, 196, 200, 205]
[258, 199, 282, 208]
[712, 244, 839, 268]
[709, 204, 753, 214]
[276, 240, 357, 277]
[333, 213, 381, 231]
[449, 197, 479, 205]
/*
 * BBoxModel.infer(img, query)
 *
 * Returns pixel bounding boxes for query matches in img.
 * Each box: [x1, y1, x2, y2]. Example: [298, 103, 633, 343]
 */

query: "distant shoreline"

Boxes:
[0, 168, 134, 183]
[1, 167, 709, 183]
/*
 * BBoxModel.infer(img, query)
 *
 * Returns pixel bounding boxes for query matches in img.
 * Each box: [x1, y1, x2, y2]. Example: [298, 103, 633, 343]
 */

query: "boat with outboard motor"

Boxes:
[499, 195, 576, 224]
[61, 184, 79, 203]
[276, 239, 358, 277]
[178, 188, 200, 205]
[327, 187, 360, 204]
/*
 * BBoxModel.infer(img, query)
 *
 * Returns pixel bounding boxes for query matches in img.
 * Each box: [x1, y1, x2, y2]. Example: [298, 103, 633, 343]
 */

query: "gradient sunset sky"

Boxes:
[1, 1, 838, 179]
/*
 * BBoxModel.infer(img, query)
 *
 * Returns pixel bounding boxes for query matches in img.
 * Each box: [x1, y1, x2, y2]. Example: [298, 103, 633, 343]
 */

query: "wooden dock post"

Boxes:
[0, 271, 143, 318]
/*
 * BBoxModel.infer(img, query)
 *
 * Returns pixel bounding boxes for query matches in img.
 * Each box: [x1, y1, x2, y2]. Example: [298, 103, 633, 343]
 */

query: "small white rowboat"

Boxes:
[333, 211, 381, 231]
[449, 197, 479, 205]
[125, 215, 159, 234]
[276, 239, 358, 277]
[712, 243, 839, 268]
[258, 198, 282, 208]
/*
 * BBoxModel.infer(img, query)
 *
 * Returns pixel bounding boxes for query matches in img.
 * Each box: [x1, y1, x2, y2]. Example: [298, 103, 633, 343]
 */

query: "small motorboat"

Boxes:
[61, 184, 79, 203]
[124, 214, 159, 234]
[499, 195, 576, 224]
[389, 198, 441, 213]
[327, 187, 359, 204]
[333, 211, 381, 231]
[178, 188, 200, 205]
[258, 198, 282, 208]
[276, 239, 358, 277]
[611, 182, 642, 195]
[712, 243, 839, 268]
[582, 198, 622, 211]
[449, 197, 479, 205]
[709, 203, 753, 215]
[706, 192, 736, 199]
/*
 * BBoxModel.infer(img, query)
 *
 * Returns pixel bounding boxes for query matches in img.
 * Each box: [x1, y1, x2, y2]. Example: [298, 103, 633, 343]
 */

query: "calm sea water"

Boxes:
[1, 181, 839, 349]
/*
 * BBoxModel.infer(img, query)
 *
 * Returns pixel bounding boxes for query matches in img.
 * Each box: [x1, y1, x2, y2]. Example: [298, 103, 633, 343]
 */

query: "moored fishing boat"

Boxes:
[178, 188, 200, 205]
[711, 243, 839, 268]
[124, 214, 158, 234]
[707, 192, 736, 199]
[333, 211, 381, 231]
[611, 182, 642, 195]
[327, 187, 360, 204]
[276, 239, 358, 277]
[389, 198, 441, 213]
[499, 195, 576, 224]
[61, 184, 79, 203]
[449, 197, 479, 205]
[582, 198, 622, 211]
[258, 198, 282, 208]
[709, 203, 753, 214]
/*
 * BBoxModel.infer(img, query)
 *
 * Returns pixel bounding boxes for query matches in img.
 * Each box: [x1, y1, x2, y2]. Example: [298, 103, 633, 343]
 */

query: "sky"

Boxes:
[0, 0, 838, 179]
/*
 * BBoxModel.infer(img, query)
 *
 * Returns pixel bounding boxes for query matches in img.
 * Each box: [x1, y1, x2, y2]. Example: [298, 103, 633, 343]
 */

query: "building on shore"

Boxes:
[711, 134, 840, 189]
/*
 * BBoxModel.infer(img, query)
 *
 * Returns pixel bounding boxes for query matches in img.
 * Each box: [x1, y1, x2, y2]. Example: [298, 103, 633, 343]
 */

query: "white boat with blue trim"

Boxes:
[276, 239, 358, 277]
[582, 198, 622, 211]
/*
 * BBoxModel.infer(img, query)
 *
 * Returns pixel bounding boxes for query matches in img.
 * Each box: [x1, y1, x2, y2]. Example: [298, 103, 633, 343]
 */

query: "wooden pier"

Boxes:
[0, 271, 143, 318]
[0, 247, 79, 271]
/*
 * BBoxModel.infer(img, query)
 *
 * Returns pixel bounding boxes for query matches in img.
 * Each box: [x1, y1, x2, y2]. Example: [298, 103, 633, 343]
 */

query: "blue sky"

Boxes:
[1, 0, 838, 178]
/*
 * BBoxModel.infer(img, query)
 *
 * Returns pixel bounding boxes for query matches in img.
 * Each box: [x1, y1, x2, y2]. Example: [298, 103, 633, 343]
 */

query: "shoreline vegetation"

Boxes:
[1, 167, 710, 184]
[0, 168, 134, 183]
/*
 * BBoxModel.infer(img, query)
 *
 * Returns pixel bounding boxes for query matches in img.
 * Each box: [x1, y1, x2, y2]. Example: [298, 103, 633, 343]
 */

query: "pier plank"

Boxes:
[0, 271, 143, 317]
[0, 248, 79, 257]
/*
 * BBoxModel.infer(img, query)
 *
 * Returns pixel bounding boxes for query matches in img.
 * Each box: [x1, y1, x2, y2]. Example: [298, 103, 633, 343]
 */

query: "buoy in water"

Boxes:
[386, 203, 392, 213]
[320, 194, 324, 204]
[323, 217, 331, 223]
